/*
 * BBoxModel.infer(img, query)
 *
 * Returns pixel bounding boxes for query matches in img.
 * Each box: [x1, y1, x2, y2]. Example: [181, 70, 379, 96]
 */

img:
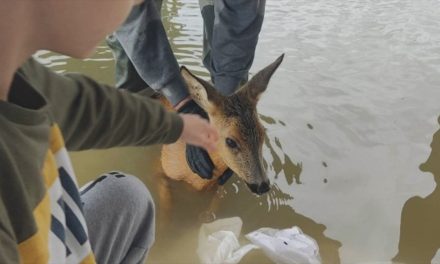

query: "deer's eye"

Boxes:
[226, 138, 238, 149]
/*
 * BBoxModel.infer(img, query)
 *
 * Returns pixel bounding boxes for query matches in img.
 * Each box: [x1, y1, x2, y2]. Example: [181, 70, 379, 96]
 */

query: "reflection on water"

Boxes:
[393, 118, 440, 264]
[35, 0, 440, 263]
[162, 0, 207, 77]
[260, 114, 303, 185]
[35, 46, 115, 84]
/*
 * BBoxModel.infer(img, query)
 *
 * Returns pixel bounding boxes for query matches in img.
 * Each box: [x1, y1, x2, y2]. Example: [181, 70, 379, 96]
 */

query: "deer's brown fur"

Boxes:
[160, 54, 284, 193]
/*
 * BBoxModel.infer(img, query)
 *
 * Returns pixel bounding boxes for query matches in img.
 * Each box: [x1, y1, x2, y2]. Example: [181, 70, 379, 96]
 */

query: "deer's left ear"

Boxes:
[181, 66, 222, 113]
[239, 54, 284, 101]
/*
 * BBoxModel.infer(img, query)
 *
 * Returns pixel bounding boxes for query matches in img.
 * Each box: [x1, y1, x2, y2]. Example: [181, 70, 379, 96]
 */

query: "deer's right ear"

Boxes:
[239, 54, 284, 102]
[180, 66, 221, 112]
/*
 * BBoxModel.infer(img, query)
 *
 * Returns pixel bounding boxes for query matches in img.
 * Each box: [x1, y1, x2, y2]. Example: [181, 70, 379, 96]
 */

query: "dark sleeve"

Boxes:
[113, 1, 189, 106]
[22, 59, 183, 151]
[202, 0, 266, 95]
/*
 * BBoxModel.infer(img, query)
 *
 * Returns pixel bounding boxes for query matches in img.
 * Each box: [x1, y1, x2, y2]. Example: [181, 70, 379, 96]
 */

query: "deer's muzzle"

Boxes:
[246, 180, 270, 195]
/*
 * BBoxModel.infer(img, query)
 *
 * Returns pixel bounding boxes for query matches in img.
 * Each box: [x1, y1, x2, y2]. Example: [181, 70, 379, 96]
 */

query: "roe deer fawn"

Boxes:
[160, 54, 284, 196]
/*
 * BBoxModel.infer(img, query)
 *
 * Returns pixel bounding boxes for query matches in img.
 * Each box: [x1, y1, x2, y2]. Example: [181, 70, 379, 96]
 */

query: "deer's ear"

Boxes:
[240, 54, 284, 102]
[181, 66, 221, 112]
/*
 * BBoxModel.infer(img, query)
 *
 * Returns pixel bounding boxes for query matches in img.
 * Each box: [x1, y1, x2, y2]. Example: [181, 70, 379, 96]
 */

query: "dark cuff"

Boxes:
[160, 76, 190, 106]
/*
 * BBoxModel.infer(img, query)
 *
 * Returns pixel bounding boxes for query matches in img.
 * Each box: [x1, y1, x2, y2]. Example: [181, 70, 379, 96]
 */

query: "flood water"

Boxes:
[35, 0, 440, 263]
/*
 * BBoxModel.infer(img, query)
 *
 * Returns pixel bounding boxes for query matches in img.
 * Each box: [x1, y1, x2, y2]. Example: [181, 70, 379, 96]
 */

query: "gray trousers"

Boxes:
[80, 172, 155, 264]
[108, 0, 265, 104]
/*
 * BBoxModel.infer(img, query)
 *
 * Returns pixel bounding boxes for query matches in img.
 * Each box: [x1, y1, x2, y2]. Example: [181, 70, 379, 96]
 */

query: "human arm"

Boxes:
[20, 59, 218, 151]
[112, 1, 189, 107]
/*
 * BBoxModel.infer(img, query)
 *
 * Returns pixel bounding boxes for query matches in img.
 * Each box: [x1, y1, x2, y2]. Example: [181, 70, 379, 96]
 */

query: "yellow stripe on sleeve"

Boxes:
[17, 194, 50, 264]
[80, 252, 96, 264]
[18, 141, 60, 262]
[42, 150, 59, 189]
[49, 125, 65, 154]
[44, 124, 64, 189]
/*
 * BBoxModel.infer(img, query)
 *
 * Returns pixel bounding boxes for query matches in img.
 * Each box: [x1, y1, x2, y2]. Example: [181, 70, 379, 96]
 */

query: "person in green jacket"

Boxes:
[0, 0, 218, 263]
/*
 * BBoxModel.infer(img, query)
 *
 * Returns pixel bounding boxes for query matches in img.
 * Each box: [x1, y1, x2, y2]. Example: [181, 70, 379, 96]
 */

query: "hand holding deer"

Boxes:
[179, 114, 219, 153]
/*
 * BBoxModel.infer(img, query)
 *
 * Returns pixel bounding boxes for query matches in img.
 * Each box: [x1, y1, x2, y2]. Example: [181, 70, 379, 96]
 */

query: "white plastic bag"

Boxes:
[197, 217, 321, 264]
[197, 217, 258, 264]
[245, 226, 321, 264]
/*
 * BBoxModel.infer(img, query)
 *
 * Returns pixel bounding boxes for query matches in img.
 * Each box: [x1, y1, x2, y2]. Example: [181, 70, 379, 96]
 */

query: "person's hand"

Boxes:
[179, 113, 218, 153]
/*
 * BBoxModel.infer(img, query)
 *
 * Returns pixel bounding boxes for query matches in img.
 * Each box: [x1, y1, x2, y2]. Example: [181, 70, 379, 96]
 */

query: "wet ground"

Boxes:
[36, 0, 440, 263]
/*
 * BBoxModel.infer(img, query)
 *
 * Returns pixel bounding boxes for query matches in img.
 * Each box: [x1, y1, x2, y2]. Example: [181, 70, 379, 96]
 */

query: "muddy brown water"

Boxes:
[35, 0, 440, 263]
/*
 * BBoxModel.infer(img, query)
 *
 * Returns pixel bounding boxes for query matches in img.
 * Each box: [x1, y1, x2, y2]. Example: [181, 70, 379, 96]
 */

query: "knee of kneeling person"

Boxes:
[100, 172, 155, 216]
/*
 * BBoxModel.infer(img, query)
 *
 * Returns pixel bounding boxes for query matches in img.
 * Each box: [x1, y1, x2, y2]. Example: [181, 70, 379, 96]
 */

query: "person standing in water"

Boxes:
[108, 0, 266, 182]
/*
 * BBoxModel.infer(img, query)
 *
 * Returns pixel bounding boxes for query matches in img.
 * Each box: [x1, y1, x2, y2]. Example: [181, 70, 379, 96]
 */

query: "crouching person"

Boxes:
[0, 0, 218, 263]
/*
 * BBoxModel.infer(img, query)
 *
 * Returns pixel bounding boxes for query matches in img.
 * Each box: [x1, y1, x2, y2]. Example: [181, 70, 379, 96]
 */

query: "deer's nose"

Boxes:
[247, 181, 270, 195]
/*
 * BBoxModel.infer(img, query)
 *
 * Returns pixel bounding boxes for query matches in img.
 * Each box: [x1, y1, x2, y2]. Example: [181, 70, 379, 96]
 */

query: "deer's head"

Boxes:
[181, 54, 284, 195]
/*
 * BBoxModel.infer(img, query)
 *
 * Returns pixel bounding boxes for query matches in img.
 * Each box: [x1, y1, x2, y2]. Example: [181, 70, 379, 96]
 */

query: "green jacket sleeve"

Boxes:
[19, 58, 183, 151]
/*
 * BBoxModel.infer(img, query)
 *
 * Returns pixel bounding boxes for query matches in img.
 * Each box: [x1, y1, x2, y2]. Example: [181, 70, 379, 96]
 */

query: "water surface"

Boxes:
[36, 0, 440, 263]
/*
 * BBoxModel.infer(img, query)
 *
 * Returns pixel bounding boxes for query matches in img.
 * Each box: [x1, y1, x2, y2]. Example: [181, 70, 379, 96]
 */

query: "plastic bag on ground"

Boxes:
[245, 226, 321, 264]
[197, 217, 259, 264]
